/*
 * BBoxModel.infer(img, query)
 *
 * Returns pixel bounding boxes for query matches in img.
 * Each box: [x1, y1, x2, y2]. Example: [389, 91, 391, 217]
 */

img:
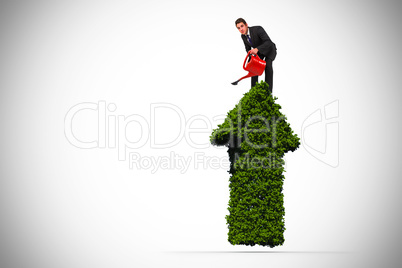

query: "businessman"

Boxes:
[235, 18, 277, 92]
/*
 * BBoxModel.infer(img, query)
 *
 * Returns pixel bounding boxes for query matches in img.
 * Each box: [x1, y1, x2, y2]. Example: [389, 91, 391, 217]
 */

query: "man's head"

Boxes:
[235, 18, 248, 35]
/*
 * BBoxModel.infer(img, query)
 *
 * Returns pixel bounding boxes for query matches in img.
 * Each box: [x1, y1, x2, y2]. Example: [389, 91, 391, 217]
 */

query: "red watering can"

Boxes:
[231, 51, 266, 85]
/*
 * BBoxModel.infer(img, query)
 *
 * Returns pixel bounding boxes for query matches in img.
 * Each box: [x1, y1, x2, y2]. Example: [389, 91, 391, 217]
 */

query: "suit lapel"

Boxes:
[243, 27, 255, 47]
[249, 27, 255, 46]
[242, 34, 251, 47]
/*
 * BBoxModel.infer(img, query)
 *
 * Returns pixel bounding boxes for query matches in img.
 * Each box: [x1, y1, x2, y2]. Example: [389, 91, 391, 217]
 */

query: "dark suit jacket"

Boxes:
[241, 26, 277, 61]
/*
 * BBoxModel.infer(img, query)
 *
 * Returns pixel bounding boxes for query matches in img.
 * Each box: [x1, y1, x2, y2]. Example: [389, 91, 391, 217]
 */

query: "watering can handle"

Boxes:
[243, 51, 261, 70]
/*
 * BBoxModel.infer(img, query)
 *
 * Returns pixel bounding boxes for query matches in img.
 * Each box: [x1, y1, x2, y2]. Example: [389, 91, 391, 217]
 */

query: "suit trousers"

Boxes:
[251, 58, 273, 93]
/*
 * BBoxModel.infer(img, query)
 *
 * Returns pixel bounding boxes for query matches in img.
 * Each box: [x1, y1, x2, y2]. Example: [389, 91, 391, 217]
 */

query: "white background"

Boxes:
[1, 1, 402, 267]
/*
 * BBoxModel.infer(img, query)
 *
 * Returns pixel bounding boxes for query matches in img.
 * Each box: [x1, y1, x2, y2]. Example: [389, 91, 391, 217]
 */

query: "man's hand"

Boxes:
[250, 48, 259, 55]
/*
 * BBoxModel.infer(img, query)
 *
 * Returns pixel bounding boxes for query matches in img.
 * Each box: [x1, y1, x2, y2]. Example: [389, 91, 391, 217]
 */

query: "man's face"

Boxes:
[236, 22, 248, 35]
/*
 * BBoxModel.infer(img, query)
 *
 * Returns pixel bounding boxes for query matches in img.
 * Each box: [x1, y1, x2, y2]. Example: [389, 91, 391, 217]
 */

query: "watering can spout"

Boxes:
[231, 51, 266, 85]
[231, 73, 254, 85]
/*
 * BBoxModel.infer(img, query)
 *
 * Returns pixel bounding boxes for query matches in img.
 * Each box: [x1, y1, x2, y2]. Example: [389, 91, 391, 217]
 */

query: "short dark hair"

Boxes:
[235, 18, 247, 26]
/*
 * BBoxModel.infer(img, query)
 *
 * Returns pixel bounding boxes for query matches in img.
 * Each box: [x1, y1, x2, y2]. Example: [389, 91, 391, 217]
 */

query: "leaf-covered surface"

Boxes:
[210, 82, 300, 247]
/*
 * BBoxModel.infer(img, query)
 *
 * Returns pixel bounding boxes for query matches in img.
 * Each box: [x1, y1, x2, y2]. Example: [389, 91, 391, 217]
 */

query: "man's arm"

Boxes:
[255, 26, 274, 56]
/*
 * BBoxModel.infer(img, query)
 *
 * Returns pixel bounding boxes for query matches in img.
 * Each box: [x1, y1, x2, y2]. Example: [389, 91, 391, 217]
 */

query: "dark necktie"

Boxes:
[247, 35, 253, 46]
